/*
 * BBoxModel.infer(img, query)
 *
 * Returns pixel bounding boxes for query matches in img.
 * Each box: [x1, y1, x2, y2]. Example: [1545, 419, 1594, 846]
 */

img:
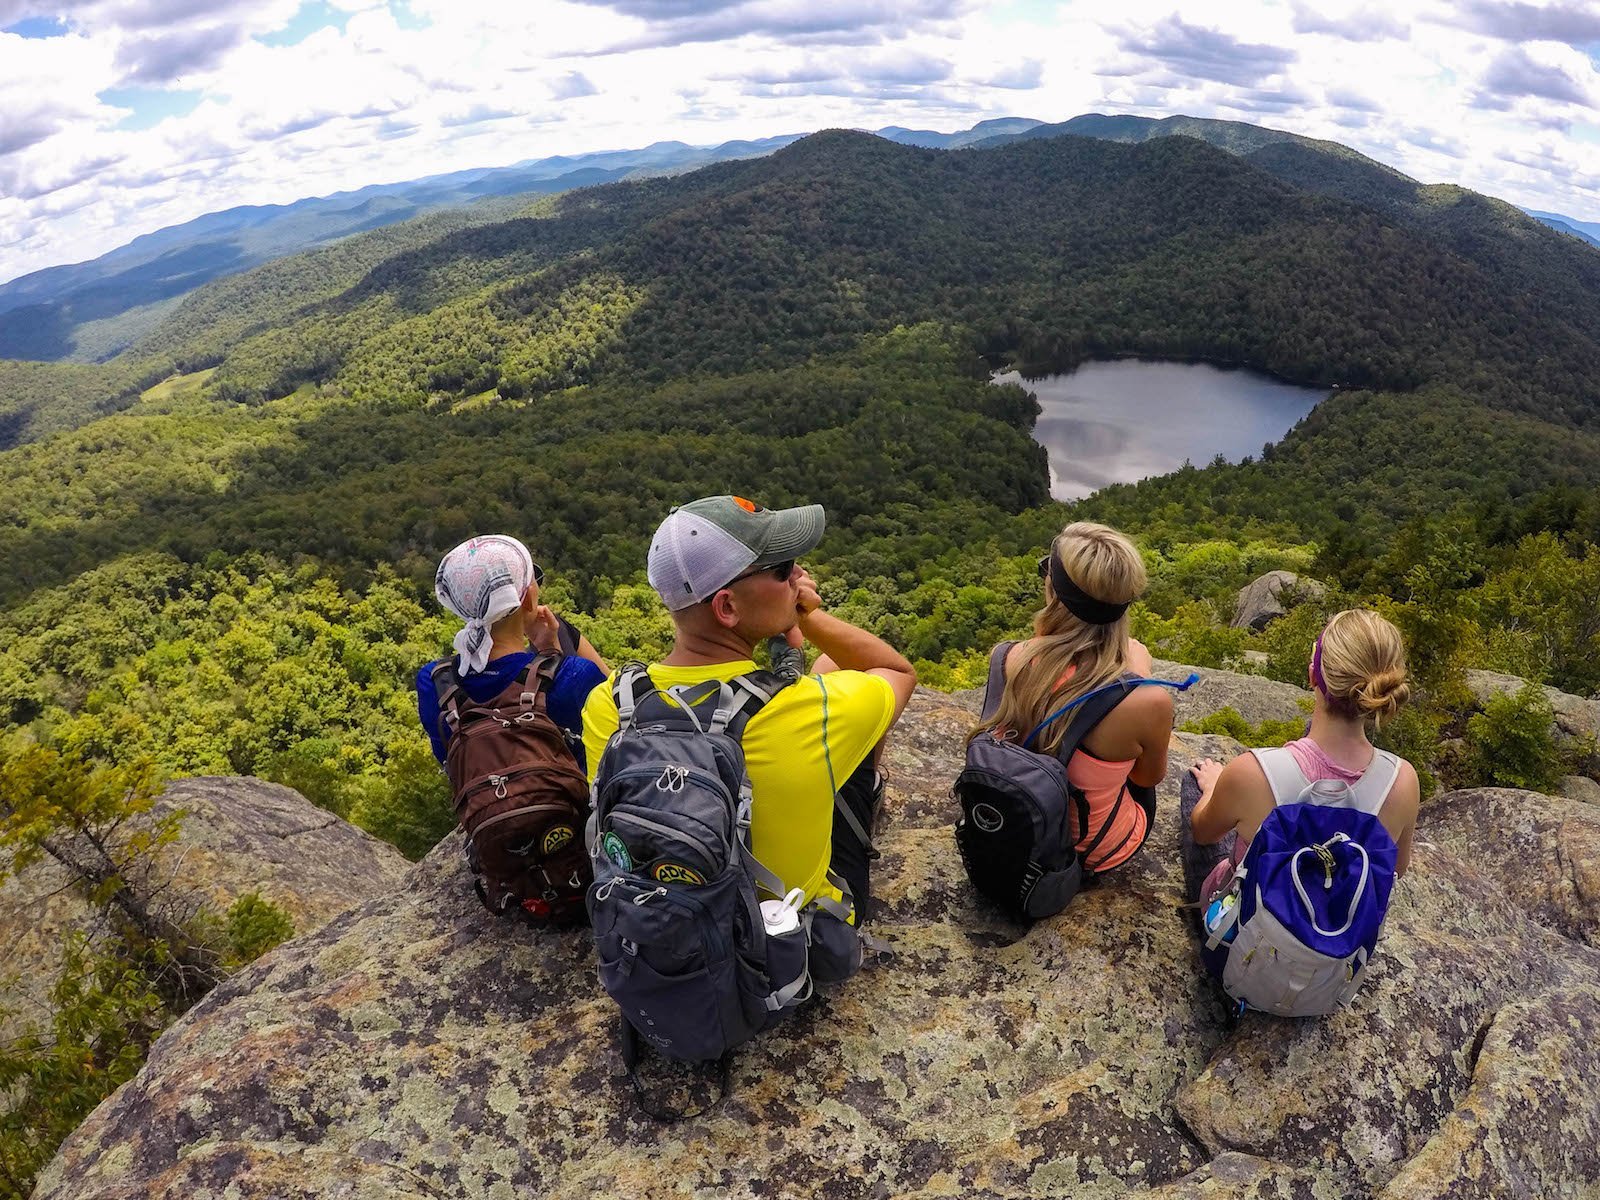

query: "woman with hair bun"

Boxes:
[970, 521, 1176, 875]
[1184, 608, 1422, 911]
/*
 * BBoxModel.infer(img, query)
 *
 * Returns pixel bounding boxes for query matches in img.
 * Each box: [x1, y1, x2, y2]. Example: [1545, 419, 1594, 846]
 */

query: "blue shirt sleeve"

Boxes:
[548, 654, 607, 770]
[416, 662, 449, 765]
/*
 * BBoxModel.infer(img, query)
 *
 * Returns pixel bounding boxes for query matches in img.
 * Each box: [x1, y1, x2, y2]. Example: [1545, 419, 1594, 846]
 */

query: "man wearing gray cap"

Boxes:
[582, 495, 916, 939]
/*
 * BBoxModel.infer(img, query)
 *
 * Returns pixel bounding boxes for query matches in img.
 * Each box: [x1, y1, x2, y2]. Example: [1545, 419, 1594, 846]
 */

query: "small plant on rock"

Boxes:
[1458, 684, 1562, 794]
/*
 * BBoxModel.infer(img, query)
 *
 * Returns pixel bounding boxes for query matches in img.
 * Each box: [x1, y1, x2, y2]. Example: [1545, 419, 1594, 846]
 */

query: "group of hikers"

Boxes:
[417, 495, 1420, 1091]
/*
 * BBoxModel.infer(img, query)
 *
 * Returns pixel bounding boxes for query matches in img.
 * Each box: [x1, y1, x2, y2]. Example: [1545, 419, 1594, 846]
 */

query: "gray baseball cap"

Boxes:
[647, 495, 825, 611]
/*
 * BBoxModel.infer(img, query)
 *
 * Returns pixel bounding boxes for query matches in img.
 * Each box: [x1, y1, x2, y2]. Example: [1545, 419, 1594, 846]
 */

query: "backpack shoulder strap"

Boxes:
[556, 618, 580, 659]
[430, 659, 465, 738]
[979, 641, 1018, 722]
[488, 653, 560, 712]
[722, 669, 789, 741]
[1049, 674, 1141, 850]
[722, 669, 801, 900]
[1349, 749, 1402, 815]
[613, 663, 654, 731]
[1248, 746, 1311, 806]
[1051, 673, 1141, 766]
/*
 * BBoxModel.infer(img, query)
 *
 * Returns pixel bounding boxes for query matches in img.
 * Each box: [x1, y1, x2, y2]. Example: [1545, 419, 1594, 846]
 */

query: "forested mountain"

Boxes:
[989, 113, 1600, 299]
[0, 121, 1043, 366]
[0, 136, 813, 364]
[9, 125, 1600, 598]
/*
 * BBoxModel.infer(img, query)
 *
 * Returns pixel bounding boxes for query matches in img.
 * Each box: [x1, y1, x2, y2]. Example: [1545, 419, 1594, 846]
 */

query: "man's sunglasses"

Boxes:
[724, 559, 797, 588]
[531, 562, 545, 587]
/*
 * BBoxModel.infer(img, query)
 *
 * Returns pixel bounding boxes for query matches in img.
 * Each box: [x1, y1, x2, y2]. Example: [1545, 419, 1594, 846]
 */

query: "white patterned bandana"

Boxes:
[433, 535, 536, 675]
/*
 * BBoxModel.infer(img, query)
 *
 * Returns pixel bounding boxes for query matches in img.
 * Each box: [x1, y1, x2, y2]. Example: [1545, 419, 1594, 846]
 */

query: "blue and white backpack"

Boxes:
[1203, 746, 1401, 1017]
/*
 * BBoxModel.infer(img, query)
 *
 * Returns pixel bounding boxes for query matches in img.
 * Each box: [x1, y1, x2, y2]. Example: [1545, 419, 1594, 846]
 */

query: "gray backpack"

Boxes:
[587, 665, 854, 1080]
[955, 642, 1195, 918]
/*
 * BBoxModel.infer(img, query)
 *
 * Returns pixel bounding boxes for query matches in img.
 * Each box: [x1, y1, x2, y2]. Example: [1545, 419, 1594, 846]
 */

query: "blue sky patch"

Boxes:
[3, 15, 69, 38]
[989, 0, 1056, 25]
[255, 0, 351, 48]
[99, 86, 204, 131]
[391, 0, 430, 31]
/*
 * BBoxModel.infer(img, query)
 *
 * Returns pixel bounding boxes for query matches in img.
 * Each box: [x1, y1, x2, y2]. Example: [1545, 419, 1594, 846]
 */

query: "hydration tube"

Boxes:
[1022, 673, 1201, 750]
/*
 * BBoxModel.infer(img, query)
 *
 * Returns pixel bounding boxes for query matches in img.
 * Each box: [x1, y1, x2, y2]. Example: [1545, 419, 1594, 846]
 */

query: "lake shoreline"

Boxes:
[994, 359, 1330, 501]
[999, 351, 1349, 394]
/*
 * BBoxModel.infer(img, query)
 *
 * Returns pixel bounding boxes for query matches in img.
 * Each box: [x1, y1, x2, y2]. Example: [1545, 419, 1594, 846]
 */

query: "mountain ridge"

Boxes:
[0, 121, 1045, 363]
[14, 111, 1598, 367]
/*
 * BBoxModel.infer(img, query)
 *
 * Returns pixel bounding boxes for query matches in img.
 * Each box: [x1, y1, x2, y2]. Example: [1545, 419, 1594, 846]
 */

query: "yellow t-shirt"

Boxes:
[582, 661, 895, 915]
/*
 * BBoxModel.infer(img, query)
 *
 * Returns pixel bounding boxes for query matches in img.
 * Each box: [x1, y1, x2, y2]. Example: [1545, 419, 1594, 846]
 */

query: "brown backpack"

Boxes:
[431, 654, 592, 923]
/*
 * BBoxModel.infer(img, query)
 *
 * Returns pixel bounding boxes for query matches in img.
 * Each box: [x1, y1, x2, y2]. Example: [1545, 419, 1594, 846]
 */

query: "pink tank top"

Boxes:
[1066, 749, 1144, 872]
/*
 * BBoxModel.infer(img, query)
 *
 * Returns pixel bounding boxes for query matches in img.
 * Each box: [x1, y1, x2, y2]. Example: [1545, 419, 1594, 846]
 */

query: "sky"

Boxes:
[2, 0, 1600, 284]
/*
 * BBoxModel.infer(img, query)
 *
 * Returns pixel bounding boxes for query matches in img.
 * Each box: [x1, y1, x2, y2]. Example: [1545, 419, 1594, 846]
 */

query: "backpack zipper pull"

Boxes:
[1315, 842, 1335, 889]
[489, 773, 509, 799]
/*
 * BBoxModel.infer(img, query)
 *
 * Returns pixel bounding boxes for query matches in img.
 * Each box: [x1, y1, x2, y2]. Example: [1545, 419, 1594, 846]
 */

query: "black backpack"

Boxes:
[954, 641, 1162, 919]
[587, 668, 829, 1056]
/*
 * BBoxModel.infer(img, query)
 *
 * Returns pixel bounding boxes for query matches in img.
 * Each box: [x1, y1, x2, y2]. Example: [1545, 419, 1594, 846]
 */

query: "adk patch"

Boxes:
[652, 861, 706, 886]
[542, 825, 575, 855]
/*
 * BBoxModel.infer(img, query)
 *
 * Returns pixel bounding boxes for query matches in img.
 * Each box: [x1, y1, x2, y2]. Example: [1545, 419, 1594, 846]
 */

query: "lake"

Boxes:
[994, 360, 1329, 501]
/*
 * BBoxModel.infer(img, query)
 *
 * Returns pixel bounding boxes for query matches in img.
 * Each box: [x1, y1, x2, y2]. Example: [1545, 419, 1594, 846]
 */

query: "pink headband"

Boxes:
[1311, 633, 1326, 693]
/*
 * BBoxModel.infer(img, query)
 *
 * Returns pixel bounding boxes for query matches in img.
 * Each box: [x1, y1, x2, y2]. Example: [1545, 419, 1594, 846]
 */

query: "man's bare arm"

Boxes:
[791, 567, 916, 721]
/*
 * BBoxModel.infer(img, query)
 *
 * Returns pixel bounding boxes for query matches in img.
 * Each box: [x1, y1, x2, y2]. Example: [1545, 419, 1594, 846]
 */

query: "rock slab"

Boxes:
[1230, 571, 1325, 632]
[0, 776, 409, 1039]
[35, 692, 1600, 1200]
[1465, 668, 1600, 777]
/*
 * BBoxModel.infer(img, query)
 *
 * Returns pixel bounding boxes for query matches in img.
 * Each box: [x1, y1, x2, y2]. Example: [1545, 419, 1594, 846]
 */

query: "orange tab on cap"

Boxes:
[732, 496, 759, 512]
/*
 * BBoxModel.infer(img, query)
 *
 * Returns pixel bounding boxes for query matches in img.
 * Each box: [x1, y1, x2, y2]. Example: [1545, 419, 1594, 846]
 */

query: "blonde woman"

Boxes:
[1183, 608, 1421, 914]
[971, 522, 1175, 874]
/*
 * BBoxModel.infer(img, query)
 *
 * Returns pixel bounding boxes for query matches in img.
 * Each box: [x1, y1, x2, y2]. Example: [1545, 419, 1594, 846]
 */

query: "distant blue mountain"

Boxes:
[0, 135, 806, 361]
[0, 121, 1050, 363]
[874, 118, 1042, 149]
[1524, 209, 1600, 250]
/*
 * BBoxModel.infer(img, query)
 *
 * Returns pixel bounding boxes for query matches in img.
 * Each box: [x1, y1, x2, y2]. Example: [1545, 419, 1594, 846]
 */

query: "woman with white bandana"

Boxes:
[416, 535, 609, 769]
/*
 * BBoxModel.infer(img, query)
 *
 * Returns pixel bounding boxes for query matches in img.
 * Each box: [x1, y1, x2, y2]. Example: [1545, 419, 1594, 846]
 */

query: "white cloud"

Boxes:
[1291, 1, 1409, 41]
[3, 0, 1600, 283]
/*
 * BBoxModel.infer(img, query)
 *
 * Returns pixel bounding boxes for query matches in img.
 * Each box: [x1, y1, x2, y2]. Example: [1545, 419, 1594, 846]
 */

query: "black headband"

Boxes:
[1049, 550, 1130, 625]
